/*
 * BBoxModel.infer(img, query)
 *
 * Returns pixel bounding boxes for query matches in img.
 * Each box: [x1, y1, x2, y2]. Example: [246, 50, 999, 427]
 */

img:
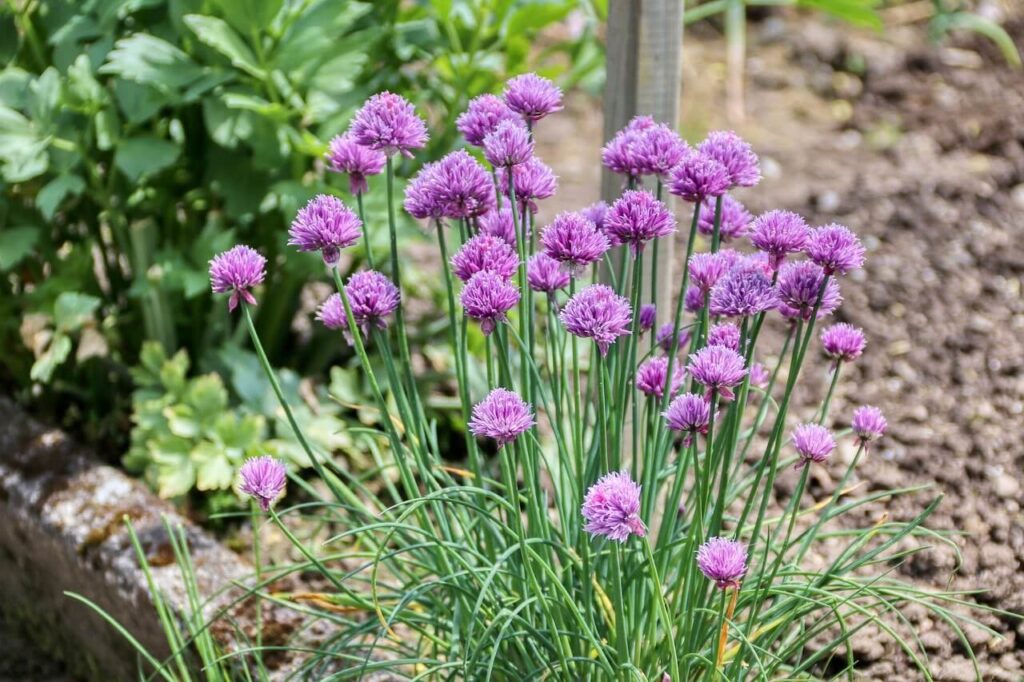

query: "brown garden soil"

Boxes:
[536, 8, 1024, 681]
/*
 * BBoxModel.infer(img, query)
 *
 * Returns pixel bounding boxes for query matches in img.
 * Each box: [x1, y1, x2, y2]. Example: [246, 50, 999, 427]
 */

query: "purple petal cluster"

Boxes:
[450, 234, 519, 283]
[540, 212, 610, 274]
[806, 224, 865, 275]
[696, 537, 748, 589]
[698, 195, 751, 241]
[580, 201, 609, 235]
[638, 303, 657, 333]
[289, 195, 362, 266]
[434, 150, 496, 219]
[657, 323, 690, 353]
[663, 393, 711, 437]
[318, 270, 400, 342]
[634, 123, 690, 178]
[687, 345, 747, 400]
[708, 322, 741, 352]
[349, 91, 428, 157]
[239, 456, 287, 511]
[749, 362, 769, 389]
[483, 119, 534, 168]
[668, 152, 730, 203]
[497, 157, 557, 213]
[325, 133, 386, 195]
[698, 131, 760, 188]
[820, 323, 866, 362]
[604, 190, 676, 256]
[689, 252, 731, 293]
[750, 210, 810, 270]
[468, 388, 534, 447]
[503, 73, 563, 122]
[852, 406, 887, 445]
[404, 160, 446, 221]
[636, 356, 686, 399]
[776, 261, 842, 321]
[792, 423, 836, 469]
[457, 94, 520, 147]
[479, 207, 516, 246]
[527, 253, 571, 293]
[460, 271, 520, 335]
[685, 285, 705, 313]
[709, 268, 778, 318]
[559, 284, 632, 356]
[581, 471, 647, 542]
[209, 245, 267, 312]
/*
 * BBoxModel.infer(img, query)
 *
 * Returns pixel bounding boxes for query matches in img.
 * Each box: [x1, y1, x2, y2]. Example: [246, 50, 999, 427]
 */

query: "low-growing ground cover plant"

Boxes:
[94, 76, 1009, 679]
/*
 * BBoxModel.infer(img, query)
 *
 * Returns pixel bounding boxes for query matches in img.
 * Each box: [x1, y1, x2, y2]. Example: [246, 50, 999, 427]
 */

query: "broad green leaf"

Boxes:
[36, 174, 86, 220]
[54, 291, 101, 333]
[0, 67, 32, 109]
[99, 34, 205, 91]
[30, 333, 72, 382]
[798, 0, 882, 30]
[160, 348, 190, 395]
[114, 136, 180, 181]
[137, 340, 168, 380]
[28, 68, 61, 125]
[0, 105, 48, 182]
[113, 79, 172, 124]
[214, 412, 266, 450]
[183, 14, 264, 77]
[0, 226, 40, 271]
[221, 92, 290, 121]
[66, 55, 108, 110]
[151, 437, 195, 497]
[186, 373, 229, 416]
[0, 13, 17, 64]
[192, 442, 235, 490]
[214, 0, 284, 36]
[202, 96, 253, 148]
[164, 404, 200, 438]
[273, 1, 373, 75]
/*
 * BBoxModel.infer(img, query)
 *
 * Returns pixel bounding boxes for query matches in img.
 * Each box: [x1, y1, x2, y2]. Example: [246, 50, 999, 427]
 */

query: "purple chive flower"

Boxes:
[698, 131, 760, 188]
[776, 261, 842, 321]
[349, 91, 428, 157]
[602, 127, 646, 180]
[636, 356, 686, 399]
[635, 123, 690, 178]
[663, 392, 712, 442]
[540, 212, 610, 275]
[289, 195, 363, 266]
[468, 388, 534, 447]
[689, 252, 731, 293]
[638, 303, 657, 333]
[581, 471, 646, 542]
[792, 423, 836, 469]
[317, 270, 400, 342]
[560, 284, 632, 356]
[684, 285, 706, 313]
[496, 157, 557, 213]
[527, 253, 571, 293]
[239, 456, 287, 511]
[460, 271, 520, 335]
[450, 234, 519, 283]
[326, 133, 386, 195]
[688, 345, 747, 400]
[697, 195, 751, 241]
[820, 323, 866, 362]
[209, 245, 267, 312]
[480, 207, 517, 246]
[404, 160, 445, 221]
[503, 73, 563, 122]
[750, 210, 810, 270]
[483, 119, 534, 167]
[697, 537, 748, 589]
[852, 406, 887, 445]
[580, 200, 610, 235]
[605, 190, 677, 256]
[709, 268, 778, 318]
[749, 362, 769, 389]
[457, 94, 520, 147]
[657, 323, 690, 353]
[668, 152, 731, 203]
[434, 150, 496, 219]
[806, 224, 865, 276]
[708, 322, 741, 352]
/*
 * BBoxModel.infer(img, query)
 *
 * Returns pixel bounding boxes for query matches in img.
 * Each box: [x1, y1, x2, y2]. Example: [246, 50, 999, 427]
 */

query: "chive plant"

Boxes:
[192, 75, 1006, 680]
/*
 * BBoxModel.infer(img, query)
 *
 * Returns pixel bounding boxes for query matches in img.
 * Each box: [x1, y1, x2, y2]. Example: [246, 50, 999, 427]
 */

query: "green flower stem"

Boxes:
[252, 501, 263, 655]
[610, 543, 630, 668]
[356, 191, 375, 270]
[710, 194, 724, 253]
[817, 362, 843, 425]
[643, 537, 681, 682]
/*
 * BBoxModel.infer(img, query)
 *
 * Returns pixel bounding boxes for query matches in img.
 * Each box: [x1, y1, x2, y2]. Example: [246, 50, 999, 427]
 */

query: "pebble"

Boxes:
[992, 475, 1020, 500]
[937, 656, 979, 682]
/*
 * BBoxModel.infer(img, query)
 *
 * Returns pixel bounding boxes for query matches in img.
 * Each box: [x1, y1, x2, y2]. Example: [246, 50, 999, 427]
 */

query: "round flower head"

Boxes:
[349, 91, 428, 157]
[657, 323, 690, 353]
[560, 284, 632, 356]
[792, 423, 836, 469]
[239, 456, 287, 511]
[750, 210, 810, 270]
[468, 388, 534, 447]
[689, 252, 731, 293]
[326, 133, 386, 195]
[852, 405, 887, 445]
[602, 127, 646, 180]
[503, 73, 563, 122]
[318, 270, 400, 343]
[697, 131, 760, 188]
[540, 212, 610, 275]
[776, 261, 842, 322]
[698, 195, 751, 241]
[483, 119, 534, 168]
[636, 356, 686, 399]
[820, 323, 866, 362]
[451, 234, 519, 283]
[749, 362, 769, 389]
[697, 537, 748, 589]
[580, 200, 610, 235]
[668, 152, 730, 202]
[527, 252, 571, 293]
[581, 471, 646, 542]
[687, 345, 747, 400]
[635, 123, 690, 178]
[684, 285, 706, 313]
[708, 322, 741, 352]
[460, 271, 520, 335]
[457, 94, 520, 147]
[663, 392, 712, 439]
[497, 157, 557, 214]
[605, 190, 677, 256]
[479, 207, 516, 246]
[806, 223, 865, 275]
[709, 268, 778, 318]
[403, 160, 445, 221]
[209, 245, 267, 312]
[289, 195, 362, 266]
[638, 303, 657, 333]
[434, 150, 496, 219]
